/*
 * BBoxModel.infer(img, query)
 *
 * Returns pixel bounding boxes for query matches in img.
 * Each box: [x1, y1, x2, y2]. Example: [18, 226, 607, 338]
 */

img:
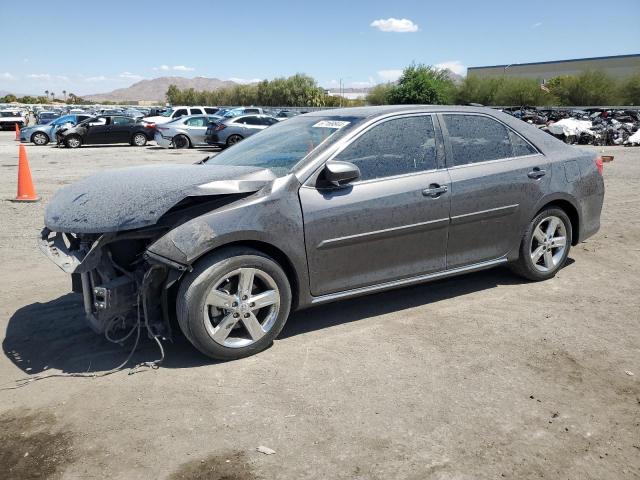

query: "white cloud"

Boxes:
[153, 65, 170, 71]
[173, 65, 195, 71]
[370, 18, 419, 33]
[1, 72, 16, 80]
[377, 69, 403, 82]
[27, 73, 51, 80]
[229, 77, 262, 84]
[532, 22, 542, 28]
[434, 60, 467, 76]
[119, 71, 144, 81]
[84, 76, 108, 82]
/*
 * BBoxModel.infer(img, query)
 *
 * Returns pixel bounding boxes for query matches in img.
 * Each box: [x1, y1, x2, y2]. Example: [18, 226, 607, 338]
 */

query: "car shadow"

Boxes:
[3, 262, 571, 376]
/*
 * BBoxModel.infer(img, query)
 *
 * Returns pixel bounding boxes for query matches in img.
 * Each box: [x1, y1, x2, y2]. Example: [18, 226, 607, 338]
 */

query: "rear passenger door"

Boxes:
[184, 116, 209, 144]
[440, 113, 549, 268]
[110, 116, 136, 143]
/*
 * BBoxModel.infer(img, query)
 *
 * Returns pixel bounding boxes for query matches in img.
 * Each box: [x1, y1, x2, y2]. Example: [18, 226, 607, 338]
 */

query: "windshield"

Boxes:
[0, 112, 18, 117]
[51, 115, 74, 125]
[204, 115, 359, 176]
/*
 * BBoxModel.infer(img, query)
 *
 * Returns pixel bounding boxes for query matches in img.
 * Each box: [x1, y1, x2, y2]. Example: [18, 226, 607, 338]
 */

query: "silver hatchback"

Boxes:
[154, 115, 222, 149]
[205, 114, 279, 148]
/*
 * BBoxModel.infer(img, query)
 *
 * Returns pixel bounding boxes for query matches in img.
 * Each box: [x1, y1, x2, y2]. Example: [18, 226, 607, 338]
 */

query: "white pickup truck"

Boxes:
[0, 110, 25, 130]
[142, 106, 219, 125]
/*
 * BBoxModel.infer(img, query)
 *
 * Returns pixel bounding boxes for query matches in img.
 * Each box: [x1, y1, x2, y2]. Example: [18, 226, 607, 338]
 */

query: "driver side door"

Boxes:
[299, 114, 451, 296]
[83, 117, 110, 144]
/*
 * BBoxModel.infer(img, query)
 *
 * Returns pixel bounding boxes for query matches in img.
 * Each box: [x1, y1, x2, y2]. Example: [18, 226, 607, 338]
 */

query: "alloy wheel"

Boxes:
[133, 134, 146, 146]
[202, 268, 280, 348]
[33, 133, 47, 145]
[530, 215, 567, 273]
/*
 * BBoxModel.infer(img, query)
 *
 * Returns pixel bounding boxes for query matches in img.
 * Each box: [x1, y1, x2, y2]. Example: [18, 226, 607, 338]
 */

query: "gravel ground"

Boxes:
[0, 131, 638, 480]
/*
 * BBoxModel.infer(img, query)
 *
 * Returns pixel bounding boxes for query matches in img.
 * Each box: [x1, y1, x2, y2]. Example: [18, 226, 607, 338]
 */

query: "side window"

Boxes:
[242, 117, 259, 125]
[190, 108, 203, 115]
[112, 116, 134, 126]
[186, 117, 206, 127]
[173, 109, 188, 118]
[334, 116, 438, 182]
[245, 108, 260, 114]
[443, 114, 512, 166]
[509, 130, 538, 157]
[204, 108, 218, 114]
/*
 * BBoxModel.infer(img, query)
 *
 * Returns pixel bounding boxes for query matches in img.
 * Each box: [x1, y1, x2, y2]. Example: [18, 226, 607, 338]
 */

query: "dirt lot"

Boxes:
[0, 131, 638, 480]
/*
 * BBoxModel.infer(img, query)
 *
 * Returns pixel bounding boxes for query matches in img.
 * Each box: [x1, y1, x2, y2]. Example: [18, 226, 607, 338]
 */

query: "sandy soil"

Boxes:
[0, 131, 638, 480]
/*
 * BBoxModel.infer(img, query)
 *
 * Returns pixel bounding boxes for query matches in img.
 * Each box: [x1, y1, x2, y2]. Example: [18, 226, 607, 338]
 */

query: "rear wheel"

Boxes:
[31, 132, 49, 145]
[511, 207, 572, 281]
[173, 134, 190, 149]
[226, 134, 243, 147]
[177, 247, 292, 360]
[65, 135, 82, 148]
[132, 133, 147, 146]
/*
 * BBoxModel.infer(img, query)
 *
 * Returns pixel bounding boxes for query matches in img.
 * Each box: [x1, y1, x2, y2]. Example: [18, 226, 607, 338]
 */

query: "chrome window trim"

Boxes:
[300, 112, 443, 188]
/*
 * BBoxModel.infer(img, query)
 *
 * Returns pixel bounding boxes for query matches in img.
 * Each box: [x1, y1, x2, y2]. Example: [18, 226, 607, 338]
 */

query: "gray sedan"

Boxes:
[40, 106, 604, 360]
[205, 114, 279, 148]
[154, 115, 222, 149]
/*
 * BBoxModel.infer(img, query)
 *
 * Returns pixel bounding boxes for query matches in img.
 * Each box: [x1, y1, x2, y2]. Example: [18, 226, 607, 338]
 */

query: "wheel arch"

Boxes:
[534, 196, 580, 245]
[182, 240, 301, 311]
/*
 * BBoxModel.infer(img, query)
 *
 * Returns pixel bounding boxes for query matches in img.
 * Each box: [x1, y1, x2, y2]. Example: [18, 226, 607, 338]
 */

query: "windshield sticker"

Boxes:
[312, 120, 350, 129]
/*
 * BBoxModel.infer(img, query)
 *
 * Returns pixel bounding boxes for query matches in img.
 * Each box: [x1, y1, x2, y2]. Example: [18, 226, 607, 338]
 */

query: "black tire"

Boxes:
[173, 134, 190, 149]
[31, 131, 49, 145]
[132, 132, 147, 147]
[176, 247, 292, 360]
[226, 134, 243, 147]
[511, 207, 572, 281]
[65, 135, 82, 148]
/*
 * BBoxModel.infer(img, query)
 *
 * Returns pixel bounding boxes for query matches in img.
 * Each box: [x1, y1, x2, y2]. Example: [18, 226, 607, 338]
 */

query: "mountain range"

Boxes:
[85, 76, 239, 103]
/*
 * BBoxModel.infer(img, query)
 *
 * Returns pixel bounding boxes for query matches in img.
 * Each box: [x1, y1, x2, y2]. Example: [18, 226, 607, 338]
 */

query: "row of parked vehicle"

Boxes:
[19, 105, 299, 149]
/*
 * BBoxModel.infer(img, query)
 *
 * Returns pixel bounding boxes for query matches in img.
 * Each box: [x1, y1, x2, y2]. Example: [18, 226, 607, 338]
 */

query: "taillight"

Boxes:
[595, 156, 603, 176]
[145, 122, 156, 129]
[215, 123, 226, 131]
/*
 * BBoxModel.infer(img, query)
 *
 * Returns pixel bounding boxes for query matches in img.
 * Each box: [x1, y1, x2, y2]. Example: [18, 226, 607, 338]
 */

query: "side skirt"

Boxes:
[310, 257, 508, 305]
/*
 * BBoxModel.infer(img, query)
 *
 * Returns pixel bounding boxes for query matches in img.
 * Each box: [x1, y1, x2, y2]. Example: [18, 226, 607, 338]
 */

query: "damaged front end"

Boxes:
[38, 163, 277, 341]
[39, 227, 185, 339]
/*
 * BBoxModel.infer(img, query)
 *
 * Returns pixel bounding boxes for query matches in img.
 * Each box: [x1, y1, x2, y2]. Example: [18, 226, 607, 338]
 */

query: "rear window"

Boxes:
[509, 130, 538, 157]
[443, 114, 512, 166]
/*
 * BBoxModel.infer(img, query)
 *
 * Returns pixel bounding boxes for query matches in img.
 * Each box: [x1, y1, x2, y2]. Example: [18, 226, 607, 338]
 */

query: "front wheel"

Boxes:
[65, 135, 82, 148]
[176, 247, 292, 360]
[31, 132, 49, 145]
[511, 207, 572, 281]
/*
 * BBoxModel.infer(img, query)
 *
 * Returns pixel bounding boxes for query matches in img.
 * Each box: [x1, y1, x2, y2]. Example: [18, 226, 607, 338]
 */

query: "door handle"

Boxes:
[422, 184, 448, 198]
[528, 168, 546, 179]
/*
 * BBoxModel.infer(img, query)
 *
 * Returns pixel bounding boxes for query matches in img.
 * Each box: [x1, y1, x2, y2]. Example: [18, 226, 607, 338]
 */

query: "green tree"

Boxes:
[366, 83, 393, 105]
[387, 64, 455, 105]
[0, 94, 17, 103]
[547, 70, 618, 106]
[619, 71, 640, 105]
[492, 77, 554, 106]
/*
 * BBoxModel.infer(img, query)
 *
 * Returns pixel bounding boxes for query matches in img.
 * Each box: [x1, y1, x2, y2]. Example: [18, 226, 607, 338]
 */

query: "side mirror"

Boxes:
[322, 160, 360, 187]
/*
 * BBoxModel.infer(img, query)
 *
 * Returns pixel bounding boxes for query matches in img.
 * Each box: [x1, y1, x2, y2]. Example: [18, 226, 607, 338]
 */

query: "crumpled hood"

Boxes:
[45, 164, 276, 233]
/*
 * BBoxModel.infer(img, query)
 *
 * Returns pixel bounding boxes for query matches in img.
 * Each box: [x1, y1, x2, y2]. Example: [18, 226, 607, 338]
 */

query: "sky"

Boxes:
[1, 0, 639, 95]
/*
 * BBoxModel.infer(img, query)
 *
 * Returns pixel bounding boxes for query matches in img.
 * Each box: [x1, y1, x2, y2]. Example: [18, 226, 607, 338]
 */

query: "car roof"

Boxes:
[304, 105, 505, 119]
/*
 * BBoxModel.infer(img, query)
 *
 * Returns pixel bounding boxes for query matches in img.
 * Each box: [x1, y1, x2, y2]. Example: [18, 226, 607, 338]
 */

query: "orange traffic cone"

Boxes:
[14, 144, 40, 202]
[15, 123, 20, 141]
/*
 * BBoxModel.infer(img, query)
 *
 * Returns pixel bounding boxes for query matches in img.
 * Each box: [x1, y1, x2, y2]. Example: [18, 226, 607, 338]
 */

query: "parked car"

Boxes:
[274, 109, 299, 121]
[205, 114, 279, 147]
[36, 111, 61, 125]
[39, 105, 604, 360]
[56, 115, 155, 148]
[154, 114, 223, 149]
[0, 110, 25, 130]
[222, 107, 268, 118]
[20, 114, 92, 145]
[143, 106, 219, 125]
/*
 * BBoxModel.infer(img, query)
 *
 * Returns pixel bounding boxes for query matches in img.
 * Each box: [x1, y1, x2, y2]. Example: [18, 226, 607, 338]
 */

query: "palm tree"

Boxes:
[62, 90, 67, 102]
[44, 90, 49, 98]
[68, 92, 76, 104]
[50, 92, 55, 101]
